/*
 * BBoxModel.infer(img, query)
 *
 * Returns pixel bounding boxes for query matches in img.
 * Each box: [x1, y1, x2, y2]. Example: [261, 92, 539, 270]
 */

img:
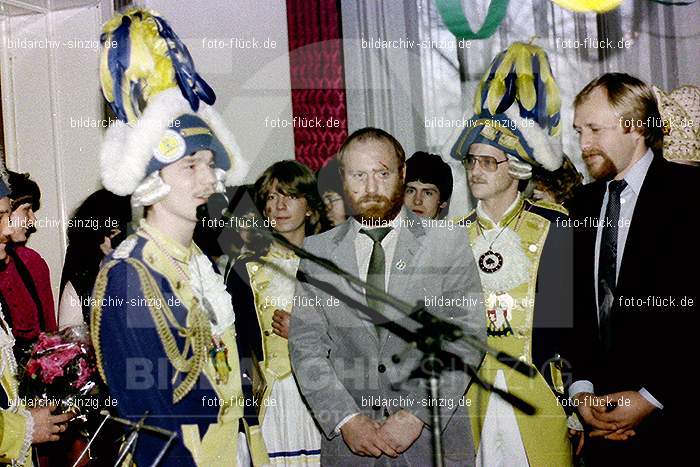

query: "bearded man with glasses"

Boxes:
[451, 42, 580, 466]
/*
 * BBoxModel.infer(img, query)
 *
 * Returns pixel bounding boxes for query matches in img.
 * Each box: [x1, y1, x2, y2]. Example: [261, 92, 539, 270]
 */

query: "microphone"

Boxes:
[100, 410, 175, 437]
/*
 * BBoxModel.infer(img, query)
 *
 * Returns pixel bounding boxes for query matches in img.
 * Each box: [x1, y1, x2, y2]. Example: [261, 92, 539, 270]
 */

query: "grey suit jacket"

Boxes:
[289, 208, 486, 466]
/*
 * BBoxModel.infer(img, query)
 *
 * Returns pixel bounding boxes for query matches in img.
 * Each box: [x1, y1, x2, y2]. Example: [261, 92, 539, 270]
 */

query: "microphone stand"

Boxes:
[72, 411, 177, 467]
[243, 226, 538, 467]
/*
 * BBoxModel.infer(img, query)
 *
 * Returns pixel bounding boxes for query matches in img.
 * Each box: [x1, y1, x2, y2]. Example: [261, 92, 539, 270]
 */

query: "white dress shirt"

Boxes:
[569, 150, 662, 409]
[335, 210, 404, 433]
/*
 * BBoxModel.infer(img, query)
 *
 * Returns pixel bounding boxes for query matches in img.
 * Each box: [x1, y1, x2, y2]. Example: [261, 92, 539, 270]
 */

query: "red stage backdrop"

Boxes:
[286, 0, 348, 171]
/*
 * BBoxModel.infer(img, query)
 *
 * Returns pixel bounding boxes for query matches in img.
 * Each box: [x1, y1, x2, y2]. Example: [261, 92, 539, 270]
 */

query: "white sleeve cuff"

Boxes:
[334, 412, 360, 434]
[639, 388, 664, 410]
[568, 380, 594, 399]
[19, 408, 34, 466]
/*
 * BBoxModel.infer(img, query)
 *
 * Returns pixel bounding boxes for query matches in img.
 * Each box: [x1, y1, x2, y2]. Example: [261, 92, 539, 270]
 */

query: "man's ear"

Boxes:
[400, 164, 406, 181]
[439, 201, 448, 210]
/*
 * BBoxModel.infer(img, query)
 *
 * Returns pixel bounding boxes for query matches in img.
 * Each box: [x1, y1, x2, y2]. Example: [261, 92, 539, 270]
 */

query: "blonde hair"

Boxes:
[254, 160, 326, 235]
[575, 73, 663, 155]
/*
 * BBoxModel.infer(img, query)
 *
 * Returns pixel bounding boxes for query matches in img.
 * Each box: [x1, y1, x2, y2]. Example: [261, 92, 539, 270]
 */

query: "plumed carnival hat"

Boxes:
[652, 85, 700, 163]
[451, 42, 563, 179]
[550, 1, 622, 13]
[98, 8, 248, 204]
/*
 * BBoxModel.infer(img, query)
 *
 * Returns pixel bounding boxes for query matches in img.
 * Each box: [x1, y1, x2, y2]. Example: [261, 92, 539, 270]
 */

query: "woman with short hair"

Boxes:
[227, 160, 324, 466]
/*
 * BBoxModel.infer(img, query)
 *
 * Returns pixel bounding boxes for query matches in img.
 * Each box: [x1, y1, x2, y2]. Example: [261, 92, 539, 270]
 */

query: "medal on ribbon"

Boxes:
[485, 292, 515, 337]
[210, 340, 231, 384]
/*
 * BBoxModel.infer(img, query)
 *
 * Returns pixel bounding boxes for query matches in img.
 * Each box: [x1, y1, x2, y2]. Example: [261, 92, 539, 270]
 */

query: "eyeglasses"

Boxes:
[322, 194, 343, 205]
[463, 155, 509, 172]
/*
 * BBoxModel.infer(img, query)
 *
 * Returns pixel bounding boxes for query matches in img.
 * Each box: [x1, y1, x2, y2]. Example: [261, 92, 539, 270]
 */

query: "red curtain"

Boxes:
[286, 0, 348, 171]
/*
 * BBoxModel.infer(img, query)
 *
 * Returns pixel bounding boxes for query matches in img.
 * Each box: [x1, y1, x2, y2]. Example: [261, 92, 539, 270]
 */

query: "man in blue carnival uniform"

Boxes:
[90, 8, 267, 466]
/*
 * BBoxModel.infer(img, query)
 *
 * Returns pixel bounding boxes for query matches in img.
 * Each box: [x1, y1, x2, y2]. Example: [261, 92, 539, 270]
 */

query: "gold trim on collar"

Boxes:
[138, 220, 192, 264]
[180, 127, 212, 137]
[476, 195, 525, 229]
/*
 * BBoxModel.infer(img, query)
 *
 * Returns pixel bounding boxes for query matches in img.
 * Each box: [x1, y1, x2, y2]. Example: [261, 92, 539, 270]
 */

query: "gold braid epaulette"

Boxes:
[90, 258, 212, 404]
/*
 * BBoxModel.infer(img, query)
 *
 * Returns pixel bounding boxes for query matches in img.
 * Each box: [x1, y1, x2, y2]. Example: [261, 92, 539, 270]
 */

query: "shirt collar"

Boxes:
[476, 194, 524, 230]
[614, 149, 653, 196]
[138, 219, 193, 264]
[350, 208, 404, 234]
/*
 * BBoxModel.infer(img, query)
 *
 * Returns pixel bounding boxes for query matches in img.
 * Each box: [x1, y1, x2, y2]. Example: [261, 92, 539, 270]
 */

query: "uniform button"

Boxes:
[383, 408, 390, 417]
[528, 244, 537, 253]
[372, 405, 381, 411]
[378, 364, 386, 373]
[620, 198, 626, 204]
[264, 330, 271, 336]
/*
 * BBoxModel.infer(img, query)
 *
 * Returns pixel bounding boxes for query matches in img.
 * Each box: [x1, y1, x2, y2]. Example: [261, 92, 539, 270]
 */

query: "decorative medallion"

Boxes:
[479, 249, 503, 273]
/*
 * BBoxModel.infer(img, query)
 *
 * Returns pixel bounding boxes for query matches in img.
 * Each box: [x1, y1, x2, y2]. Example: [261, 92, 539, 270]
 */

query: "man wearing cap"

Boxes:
[0, 171, 56, 365]
[91, 9, 266, 466]
[403, 151, 453, 219]
[451, 42, 578, 465]
[0, 172, 74, 466]
[652, 84, 700, 166]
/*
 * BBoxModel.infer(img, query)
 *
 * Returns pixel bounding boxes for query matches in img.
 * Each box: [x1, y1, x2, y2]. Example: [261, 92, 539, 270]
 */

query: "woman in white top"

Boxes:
[227, 160, 326, 466]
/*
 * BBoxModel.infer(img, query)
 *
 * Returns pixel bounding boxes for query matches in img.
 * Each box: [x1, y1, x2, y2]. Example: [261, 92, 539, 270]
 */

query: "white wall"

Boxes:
[1, 1, 108, 306]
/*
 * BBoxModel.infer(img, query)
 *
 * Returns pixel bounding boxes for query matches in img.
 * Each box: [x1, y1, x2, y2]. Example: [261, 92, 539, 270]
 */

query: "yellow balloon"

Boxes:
[551, 0, 623, 13]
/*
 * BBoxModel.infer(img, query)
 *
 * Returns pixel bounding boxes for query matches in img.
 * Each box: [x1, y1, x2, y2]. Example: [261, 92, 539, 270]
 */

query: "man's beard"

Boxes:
[583, 149, 617, 181]
[347, 182, 404, 224]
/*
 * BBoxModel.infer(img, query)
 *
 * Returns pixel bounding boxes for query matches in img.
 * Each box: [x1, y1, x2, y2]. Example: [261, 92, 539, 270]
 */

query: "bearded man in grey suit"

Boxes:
[289, 127, 486, 466]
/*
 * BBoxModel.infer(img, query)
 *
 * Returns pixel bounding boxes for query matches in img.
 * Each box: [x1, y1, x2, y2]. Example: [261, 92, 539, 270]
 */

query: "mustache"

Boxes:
[582, 149, 608, 160]
[358, 194, 389, 203]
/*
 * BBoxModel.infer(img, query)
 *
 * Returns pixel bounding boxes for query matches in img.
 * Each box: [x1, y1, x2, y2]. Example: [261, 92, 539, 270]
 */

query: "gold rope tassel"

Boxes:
[91, 259, 212, 404]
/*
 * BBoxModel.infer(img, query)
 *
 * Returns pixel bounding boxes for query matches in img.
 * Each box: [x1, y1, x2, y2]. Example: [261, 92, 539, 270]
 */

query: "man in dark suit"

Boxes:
[569, 73, 699, 464]
[289, 128, 486, 466]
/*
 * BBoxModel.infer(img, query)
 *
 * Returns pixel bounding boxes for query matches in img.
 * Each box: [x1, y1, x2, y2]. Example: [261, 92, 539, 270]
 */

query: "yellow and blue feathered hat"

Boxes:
[451, 42, 563, 176]
[98, 8, 248, 197]
[99, 7, 214, 125]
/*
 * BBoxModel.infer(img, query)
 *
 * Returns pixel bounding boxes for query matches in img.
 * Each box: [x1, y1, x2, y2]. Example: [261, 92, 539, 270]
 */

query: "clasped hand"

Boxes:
[574, 391, 656, 442]
[340, 409, 424, 457]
